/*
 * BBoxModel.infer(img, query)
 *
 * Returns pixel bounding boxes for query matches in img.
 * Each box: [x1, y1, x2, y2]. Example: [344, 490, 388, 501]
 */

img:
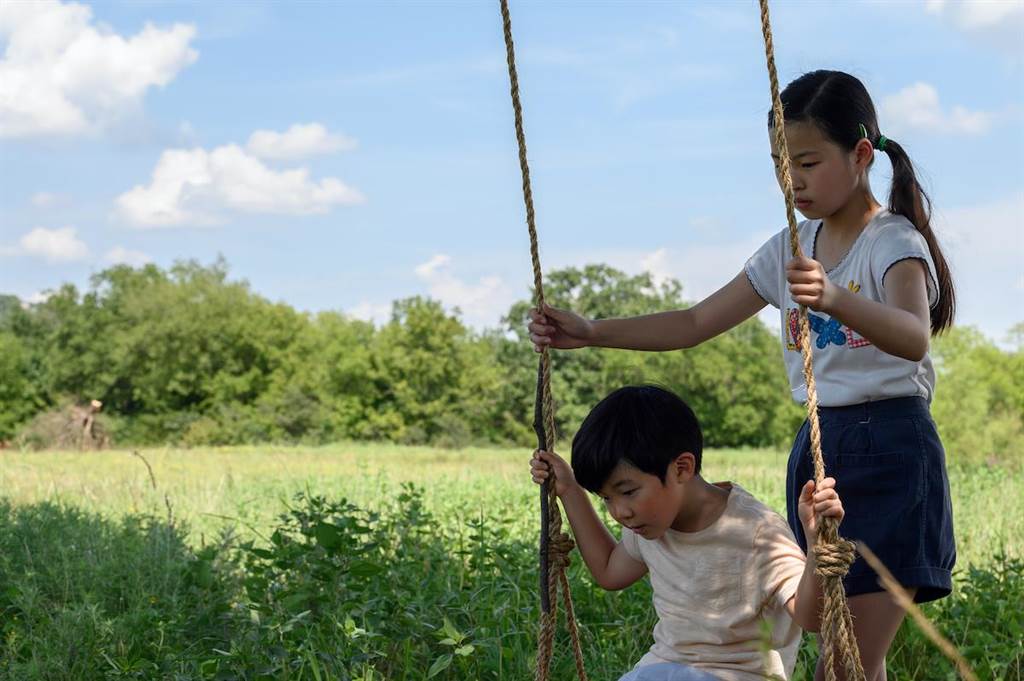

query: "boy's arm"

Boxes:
[531, 450, 647, 590]
[784, 477, 845, 632]
[786, 535, 825, 632]
[559, 485, 648, 591]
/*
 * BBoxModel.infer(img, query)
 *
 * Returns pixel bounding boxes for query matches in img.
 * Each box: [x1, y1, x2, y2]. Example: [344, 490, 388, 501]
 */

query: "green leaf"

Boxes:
[314, 522, 343, 550]
[348, 560, 384, 578]
[427, 654, 452, 678]
[441, 616, 463, 642]
[454, 644, 475, 657]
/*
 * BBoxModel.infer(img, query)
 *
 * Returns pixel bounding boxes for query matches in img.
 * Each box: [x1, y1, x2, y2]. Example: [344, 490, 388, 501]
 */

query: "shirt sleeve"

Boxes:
[753, 514, 806, 614]
[619, 526, 644, 563]
[870, 219, 940, 309]
[744, 231, 784, 309]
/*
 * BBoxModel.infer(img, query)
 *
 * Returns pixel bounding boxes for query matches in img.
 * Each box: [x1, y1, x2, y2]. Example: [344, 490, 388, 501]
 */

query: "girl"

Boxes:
[527, 70, 956, 681]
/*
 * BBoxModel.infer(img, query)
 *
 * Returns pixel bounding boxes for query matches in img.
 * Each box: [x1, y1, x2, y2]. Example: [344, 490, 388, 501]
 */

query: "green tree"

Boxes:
[0, 331, 44, 439]
[931, 326, 1023, 464]
[363, 297, 499, 446]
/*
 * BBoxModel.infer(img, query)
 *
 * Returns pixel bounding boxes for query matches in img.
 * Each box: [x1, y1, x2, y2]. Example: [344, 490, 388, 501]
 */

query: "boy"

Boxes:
[529, 385, 844, 680]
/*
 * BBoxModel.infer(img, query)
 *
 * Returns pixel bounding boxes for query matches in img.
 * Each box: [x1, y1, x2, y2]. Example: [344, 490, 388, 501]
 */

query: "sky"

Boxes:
[1, 0, 1022, 343]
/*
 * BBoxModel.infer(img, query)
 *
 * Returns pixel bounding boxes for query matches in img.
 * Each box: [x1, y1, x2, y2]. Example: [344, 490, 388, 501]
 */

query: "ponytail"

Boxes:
[880, 139, 956, 334]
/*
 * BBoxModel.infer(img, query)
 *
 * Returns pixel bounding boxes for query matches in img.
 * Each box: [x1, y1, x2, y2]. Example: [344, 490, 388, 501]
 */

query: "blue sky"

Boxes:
[1, 0, 1022, 342]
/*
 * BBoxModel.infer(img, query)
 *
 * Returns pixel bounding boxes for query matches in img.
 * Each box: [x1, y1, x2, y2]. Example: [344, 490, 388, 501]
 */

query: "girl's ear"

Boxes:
[853, 138, 874, 170]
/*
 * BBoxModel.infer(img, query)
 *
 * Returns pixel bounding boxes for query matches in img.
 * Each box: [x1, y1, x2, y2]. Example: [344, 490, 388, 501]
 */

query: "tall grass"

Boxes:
[1, 445, 1021, 679]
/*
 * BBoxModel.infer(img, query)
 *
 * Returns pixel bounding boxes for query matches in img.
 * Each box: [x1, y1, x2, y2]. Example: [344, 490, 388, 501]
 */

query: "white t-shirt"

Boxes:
[744, 210, 939, 406]
[620, 483, 806, 681]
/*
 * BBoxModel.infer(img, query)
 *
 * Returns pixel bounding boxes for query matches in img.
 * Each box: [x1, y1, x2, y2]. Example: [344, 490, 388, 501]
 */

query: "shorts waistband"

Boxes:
[814, 396, 930, 424]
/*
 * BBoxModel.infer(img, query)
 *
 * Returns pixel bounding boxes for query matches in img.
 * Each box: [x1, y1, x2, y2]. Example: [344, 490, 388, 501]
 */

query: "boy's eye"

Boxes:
[623, 489, 637, 496]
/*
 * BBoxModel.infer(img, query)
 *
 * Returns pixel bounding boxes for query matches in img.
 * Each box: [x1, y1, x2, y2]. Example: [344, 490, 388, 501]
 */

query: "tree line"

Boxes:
[1, 259, 1020, 461]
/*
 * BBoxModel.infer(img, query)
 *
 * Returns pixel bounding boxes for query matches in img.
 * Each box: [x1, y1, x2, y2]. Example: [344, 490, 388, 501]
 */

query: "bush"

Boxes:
[13, 402, 110, 451]
[0, 502, 237, 679]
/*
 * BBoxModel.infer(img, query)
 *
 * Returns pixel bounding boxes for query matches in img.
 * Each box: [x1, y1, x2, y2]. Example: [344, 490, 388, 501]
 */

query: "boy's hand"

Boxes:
[530, 449, 578, 498]
[528, 303, 594, 352]
[797, 477, 844, 543]
[786, 256, 838, 313]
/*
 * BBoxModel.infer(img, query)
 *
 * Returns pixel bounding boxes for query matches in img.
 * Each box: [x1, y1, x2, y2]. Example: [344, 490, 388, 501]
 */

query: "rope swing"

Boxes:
[498, 2, 981, 680]
[499, 1, 588, 679]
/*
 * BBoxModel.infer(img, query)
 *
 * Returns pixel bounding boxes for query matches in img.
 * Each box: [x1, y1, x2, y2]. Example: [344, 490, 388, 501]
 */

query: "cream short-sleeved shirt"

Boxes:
[620, 483, 806, 681]
[744, 210, 940, 406]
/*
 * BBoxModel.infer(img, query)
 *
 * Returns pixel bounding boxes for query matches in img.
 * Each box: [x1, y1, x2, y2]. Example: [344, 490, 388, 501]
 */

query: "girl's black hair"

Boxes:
[571, 385, 702, 494]
[768, 70, 955, 334]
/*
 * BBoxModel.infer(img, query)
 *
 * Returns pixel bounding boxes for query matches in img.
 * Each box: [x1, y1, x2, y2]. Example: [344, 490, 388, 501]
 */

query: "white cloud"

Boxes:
[30, 191, 69, 208]
[926, 0, 1024, 29]
[0, 0, 198, 138]
[105, 246, 152, 266]
[924, 0, 1024, 55]
[246, 123, 356, 161]
[116, 143, 365, 227]
[640, 248, 672, 289]
[414, 253, 515, 329]
[7, 226, 90, 262]
[19, 290, 54, 308]
[880, 83, 992, 136]
[347, 300, 391, 326]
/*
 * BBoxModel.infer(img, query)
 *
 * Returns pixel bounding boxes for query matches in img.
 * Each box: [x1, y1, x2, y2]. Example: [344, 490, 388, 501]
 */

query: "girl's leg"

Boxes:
[813, 588, 916, 681]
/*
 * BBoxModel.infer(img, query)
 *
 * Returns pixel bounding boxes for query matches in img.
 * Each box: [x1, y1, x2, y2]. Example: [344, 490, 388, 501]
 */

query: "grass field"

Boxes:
[1, 444, 1022, 679]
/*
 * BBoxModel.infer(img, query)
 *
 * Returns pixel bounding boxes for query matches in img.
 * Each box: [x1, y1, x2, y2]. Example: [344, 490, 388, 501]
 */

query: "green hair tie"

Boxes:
[858, 123, 888, 151]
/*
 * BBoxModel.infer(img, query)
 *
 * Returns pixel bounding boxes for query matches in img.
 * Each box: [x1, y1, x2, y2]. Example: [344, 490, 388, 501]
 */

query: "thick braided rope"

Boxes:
[499, 2, 588, 680]
[757, 2, 864, 680]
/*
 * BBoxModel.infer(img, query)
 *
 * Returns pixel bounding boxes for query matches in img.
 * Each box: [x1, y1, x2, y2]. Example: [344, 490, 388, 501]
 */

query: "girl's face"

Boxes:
[769, 121, 871, 220]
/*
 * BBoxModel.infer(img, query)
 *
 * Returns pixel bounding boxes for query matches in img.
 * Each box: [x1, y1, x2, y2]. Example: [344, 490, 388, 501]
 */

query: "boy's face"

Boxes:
[596, 457, 693, 540]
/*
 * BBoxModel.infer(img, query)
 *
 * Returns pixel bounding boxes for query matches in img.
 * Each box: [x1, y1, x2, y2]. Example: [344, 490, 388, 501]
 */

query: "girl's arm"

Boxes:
[529, 270, 767, 352]
[788, 257, 932, 361]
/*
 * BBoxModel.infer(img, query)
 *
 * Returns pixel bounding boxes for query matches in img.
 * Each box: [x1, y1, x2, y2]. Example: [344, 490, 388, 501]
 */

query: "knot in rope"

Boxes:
[548, 532, 575, 568]
[813, 538, 857, 579]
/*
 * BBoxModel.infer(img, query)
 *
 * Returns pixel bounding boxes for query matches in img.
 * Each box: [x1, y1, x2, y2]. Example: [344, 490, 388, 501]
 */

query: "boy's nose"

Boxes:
[613, 503, 634, 521]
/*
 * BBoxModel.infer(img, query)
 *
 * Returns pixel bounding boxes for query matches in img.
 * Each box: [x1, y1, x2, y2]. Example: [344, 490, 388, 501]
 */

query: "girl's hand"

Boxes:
[786, 256, 838, 313]
[797, 477, 844, 543]
[528, 303, 594, 352]
[530, 449, 578, 498]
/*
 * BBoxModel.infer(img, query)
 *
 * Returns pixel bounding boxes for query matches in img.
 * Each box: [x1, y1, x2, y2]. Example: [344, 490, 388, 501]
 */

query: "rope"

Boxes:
[499, 1, 588, 679]
[757, 1, 865, 679]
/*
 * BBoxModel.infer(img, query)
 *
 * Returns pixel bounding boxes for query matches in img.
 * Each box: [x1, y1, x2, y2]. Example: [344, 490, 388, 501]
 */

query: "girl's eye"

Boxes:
[623, 489, 637, 497]
[801, 162, 819, 169]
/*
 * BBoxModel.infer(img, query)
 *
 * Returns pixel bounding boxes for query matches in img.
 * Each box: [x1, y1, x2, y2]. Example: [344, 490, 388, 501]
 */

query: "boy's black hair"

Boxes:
[769, 69, 955, 334]
[570, 385, 703, 493]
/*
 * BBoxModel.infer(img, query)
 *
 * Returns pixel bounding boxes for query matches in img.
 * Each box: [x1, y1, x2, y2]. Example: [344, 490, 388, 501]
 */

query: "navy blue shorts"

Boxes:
[786, 396, 956, 603]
